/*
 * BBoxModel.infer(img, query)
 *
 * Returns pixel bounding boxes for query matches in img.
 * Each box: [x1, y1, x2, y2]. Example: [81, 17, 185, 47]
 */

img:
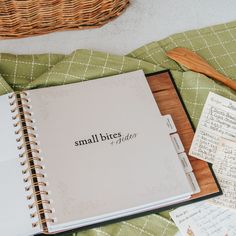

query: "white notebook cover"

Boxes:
[0, 70, 193, 235]
[26, 70, 193, 232]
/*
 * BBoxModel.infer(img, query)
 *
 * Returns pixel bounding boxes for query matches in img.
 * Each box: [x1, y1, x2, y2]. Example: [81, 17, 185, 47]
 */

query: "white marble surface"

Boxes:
[0, 0, 236, 55]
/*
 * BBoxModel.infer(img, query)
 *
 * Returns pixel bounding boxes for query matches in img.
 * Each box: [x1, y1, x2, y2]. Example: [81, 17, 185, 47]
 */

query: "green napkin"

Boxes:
[1, 21, 236, 236]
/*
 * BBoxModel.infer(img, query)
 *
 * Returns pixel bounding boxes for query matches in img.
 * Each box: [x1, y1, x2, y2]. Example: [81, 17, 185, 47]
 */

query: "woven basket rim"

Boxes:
[0, 0, 129, 39]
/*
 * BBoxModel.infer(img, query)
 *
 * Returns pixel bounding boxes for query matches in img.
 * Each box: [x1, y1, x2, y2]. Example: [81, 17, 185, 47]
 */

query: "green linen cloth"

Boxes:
[1, 21, 236, 236]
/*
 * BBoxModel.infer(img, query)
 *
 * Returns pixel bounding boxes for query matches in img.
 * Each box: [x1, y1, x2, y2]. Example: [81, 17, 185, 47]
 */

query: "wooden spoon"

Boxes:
[166, 47, 236, 91]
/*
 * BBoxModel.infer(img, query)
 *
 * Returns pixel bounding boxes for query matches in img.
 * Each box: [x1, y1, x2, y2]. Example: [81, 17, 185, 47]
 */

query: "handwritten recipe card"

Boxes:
[210, 138, 236, 209]
[170, 201, 236, 236]
[189, 92, 236, 163]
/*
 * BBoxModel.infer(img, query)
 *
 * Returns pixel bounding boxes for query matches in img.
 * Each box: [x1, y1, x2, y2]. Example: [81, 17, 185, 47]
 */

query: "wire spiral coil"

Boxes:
[8, 92, 54, 232]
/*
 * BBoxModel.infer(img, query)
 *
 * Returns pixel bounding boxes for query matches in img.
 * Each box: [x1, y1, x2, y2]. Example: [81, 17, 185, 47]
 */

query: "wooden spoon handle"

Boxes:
[166, 47, 236, 91]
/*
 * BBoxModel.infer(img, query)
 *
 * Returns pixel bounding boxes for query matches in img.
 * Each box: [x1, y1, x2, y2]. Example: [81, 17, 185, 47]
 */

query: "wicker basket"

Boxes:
[0, 0, 129, 39]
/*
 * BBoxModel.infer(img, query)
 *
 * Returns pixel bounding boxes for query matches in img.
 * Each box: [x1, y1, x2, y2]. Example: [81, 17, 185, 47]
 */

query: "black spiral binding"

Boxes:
[8, 91, 54, 233]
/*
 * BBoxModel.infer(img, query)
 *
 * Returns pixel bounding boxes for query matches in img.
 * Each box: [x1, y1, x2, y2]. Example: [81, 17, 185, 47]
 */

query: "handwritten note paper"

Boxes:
[170, 201, 236, 236]
[189, 92, 236, 163]
[213, 138, 236, 180]
[210, 138, 236, 209]
[210, 178, 236, 210]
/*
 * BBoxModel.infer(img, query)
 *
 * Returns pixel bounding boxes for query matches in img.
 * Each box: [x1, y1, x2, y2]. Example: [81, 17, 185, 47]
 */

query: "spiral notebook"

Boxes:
[0, 70, 199, 235]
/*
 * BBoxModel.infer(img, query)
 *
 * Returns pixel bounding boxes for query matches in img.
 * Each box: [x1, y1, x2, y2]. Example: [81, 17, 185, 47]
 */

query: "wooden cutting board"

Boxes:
[146, 71, 221, 201]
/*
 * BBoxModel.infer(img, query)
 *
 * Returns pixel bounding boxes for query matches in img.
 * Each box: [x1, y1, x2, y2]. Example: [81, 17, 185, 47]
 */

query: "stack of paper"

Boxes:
[171, 92, 236, 236]
[189, 92, 236, 209]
